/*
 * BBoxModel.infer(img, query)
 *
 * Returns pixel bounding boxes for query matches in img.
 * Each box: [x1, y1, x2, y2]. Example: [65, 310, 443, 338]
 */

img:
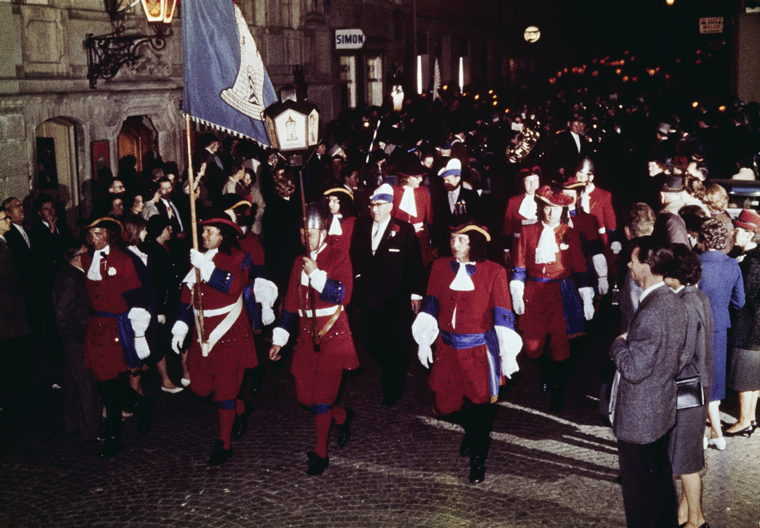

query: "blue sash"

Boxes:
[92, 310, 143, 369]
[440, 329, 501, 401]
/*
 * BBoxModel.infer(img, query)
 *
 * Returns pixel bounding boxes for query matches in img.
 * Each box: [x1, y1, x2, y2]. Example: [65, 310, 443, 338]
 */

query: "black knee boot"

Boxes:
[96, 379, 124, 458]
[549, 360, 569, 413]
[468, 404, 496, 484]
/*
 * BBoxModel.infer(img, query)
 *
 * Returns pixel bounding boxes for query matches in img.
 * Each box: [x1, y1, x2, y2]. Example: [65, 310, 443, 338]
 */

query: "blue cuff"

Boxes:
[123, 287, 149, 310]
[176, 302, 193, 327]
[320, 278, 345, 304]
[208, 267, 232, 294]
[493, 306, 515, 331]
[280, 310, 299, 335]
[574, 270, 593, 289]
[512, 267, 526, 282]
[243, 285, 261, 331]
[250, 264, 266, 280]
[587, 238, 604, 256]
[421, 294, 439, 319]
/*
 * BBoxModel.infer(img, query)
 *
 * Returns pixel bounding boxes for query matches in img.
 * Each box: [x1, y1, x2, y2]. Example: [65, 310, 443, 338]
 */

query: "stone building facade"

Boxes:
[0, 0, 505, 227]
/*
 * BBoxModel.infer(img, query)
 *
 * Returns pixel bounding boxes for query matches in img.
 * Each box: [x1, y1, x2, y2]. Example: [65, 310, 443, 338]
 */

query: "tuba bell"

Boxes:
[506, 123, 541, 164]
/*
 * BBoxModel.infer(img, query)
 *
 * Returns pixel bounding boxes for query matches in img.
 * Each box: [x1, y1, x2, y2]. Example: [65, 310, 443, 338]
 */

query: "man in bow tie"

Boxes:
[80, 216, 154, 458]
[412, 221, 522, 483]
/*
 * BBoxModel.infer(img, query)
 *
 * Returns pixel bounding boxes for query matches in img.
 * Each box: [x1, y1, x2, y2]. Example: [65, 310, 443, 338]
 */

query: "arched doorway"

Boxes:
[118, 116, 158, 176]
[35, 117, 80, 230]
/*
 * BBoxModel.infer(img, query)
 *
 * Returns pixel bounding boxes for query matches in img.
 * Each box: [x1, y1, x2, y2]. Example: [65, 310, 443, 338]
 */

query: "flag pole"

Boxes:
[298, 161, 320, 352]
[185, 114, 206, 346]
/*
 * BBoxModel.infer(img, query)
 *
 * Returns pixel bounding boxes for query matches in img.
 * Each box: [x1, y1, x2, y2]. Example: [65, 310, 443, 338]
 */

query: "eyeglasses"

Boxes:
[369, 202, 390, 209]
[0, 215, 10, 222]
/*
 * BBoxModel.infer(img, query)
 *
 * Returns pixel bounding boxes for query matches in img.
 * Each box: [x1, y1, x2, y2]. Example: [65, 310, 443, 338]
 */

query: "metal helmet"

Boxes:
[304, 202, 328, 231]
[575, 156, 595, 178]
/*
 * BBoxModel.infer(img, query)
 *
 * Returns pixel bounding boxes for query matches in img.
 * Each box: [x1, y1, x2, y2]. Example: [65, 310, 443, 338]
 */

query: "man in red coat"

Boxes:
[574, 156, 620, 254]
[510, 186, 596, 412]
[413, 221, 522, 483]
[502, 166, 541, 266]
[392, 152, 435, 265]
[170, 213, 260, 466]
[80, 217, 154, 458]
[269, 204, 359, 476]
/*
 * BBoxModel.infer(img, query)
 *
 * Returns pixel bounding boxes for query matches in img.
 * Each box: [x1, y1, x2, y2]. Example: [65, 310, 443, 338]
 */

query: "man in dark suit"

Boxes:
[0, 205, 30, 402]
[431, 158, 481, 257]
[53, 239, 101, 441]
[610, 237, 687, 528]
[350, 183, 423, 406]
[550, 113, 592, 178]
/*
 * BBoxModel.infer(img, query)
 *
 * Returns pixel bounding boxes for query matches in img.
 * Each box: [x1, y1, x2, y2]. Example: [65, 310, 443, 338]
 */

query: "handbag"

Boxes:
[676, 375, 704, 410]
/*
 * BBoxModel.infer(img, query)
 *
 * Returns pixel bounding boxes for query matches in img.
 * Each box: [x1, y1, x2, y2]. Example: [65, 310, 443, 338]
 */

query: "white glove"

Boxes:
[171, 321, 189, 354]
[610, 241, 622, 255]
[495, 326, 522, 379]
[134, 336, 150, 360]
[272, 326, 290, 347]
[418, 344, 433, 369]
[261, 306, 275, 326]
[190, 248, 215, 282]
[579, 287, 595, 321]
[597, 277, 609, 296]
[157, 314, 166, 325]
[253, 278, 278, 309]
[128, 307, 151, 335]
[509, 280, 525, 315]
[307, 268, 327, 293]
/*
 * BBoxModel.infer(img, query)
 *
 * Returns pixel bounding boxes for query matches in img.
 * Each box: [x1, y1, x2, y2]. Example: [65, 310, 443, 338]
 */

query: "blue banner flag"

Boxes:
[182, 0, 276, 145]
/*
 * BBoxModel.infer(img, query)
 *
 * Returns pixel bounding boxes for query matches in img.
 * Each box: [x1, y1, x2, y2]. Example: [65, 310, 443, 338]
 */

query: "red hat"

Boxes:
[735, 209, 760, 234]
[199, 212, 243, 237]
[517, 166, 542, 180]
[535, 185, 574, 207]
[562, 177, 586, 190]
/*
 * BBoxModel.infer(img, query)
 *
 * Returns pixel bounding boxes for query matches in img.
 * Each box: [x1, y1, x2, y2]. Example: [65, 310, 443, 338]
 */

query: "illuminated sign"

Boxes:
[335, 29, 365, 50]
[523, 26, 541, 43]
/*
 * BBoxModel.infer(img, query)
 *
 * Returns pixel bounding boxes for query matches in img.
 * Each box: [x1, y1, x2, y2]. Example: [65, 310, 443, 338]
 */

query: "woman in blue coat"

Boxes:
[698, 218, 745, 450]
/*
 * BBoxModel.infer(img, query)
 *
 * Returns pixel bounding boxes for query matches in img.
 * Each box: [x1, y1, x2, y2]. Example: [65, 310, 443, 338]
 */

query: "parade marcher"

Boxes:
[573, 156, 620, 254]
[561, 178, 609, 295]
[431, 157, 481, 257]
[170, 212, 262, 466]
[350, 183, 423, 406]
[412, 221, 522, 483]
[502, 166, 540, 266]
[269, 203, 359, 476]
[391, 152, 435, 266]
[80, 216, 154, 458]
[726, 209, 760, 437]
[322, 187, 356, 252]
[510, 185, 595, 412]
[663, 244, 713, 528]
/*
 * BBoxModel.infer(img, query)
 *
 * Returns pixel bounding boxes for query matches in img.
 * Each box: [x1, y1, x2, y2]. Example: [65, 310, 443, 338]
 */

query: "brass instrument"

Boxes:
[506, 124, 541, 164]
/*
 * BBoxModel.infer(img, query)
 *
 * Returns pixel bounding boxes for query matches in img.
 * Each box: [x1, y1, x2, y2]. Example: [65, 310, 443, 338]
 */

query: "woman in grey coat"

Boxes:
[665, 244, 714, 528]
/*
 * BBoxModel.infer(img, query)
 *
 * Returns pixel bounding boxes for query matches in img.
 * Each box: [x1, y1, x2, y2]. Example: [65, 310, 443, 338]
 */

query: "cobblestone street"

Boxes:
[2, 335, 759, 528]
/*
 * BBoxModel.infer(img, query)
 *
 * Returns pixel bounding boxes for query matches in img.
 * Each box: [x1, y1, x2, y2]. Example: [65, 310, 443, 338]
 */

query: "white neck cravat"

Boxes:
[328, 215, 342, 236]
[535, 224, 560, 264]
[518, 194, 537, 221]
[87, 245, 111, 281]
[399, 187, 417, 218]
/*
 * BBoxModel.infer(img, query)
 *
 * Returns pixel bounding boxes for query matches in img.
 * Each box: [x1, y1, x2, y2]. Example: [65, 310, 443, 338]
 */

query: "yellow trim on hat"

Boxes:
[323, 187, 354, 199]
[225, 200, 252, 212]
[452, 224, 491, 242]
[83, 217, 123, 231]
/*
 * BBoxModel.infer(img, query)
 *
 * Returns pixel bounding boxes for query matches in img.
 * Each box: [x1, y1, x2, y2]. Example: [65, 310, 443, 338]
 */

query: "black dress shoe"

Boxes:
[724, 424, 756, 437]
[469, 458, 486, 484]
[136, 396, 156, 435]
[232, 400, 253, 439]
[207, 440, 233, 466]
[337, 407, 354, 448]
[306, 451, 329, 475]
[540, 381, 550, 394]
[98, 436, 123, 459]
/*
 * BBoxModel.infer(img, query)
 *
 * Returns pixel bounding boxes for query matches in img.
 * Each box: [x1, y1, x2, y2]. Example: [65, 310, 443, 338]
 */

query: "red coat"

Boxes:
[83, 246, 145, 382]
[393, 186, 434, 265]
[179, 248, 257, 375]
[325, 215, 356, 253]
[281, 242, 358, 371]
[502, 194, 537, 252]
[585, 186, 616, 247]
[424, 258, 514, 413]
[513, 222, 588, 282]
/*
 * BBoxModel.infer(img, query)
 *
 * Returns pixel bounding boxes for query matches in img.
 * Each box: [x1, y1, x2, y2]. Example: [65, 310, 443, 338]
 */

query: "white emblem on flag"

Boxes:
[221, 5, 267, 120]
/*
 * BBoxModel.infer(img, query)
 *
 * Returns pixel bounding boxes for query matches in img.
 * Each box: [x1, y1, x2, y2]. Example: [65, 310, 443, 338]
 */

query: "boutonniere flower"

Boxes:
[737, 255, 745, 263]
[107, 267, 117, 276]
[559, 243, 569, 250]
[391, 224, 400, 237]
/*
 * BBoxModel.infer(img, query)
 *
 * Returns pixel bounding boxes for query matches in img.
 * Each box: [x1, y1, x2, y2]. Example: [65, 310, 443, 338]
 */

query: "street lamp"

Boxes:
[263, 87, 320, 165]
[84, 0, 176, 88]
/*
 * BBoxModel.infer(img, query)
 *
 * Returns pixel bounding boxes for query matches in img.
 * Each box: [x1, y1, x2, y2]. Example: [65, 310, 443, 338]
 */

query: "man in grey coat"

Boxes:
[610, 236, 687, 528]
